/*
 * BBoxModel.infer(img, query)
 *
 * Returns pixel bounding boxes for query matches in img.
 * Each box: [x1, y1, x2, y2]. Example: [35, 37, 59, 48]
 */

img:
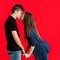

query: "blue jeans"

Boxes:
[8, 50, 21, 60]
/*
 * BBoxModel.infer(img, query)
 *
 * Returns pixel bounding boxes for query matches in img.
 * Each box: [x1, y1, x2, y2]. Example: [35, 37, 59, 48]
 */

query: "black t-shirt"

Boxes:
[4, 16, 22, 51]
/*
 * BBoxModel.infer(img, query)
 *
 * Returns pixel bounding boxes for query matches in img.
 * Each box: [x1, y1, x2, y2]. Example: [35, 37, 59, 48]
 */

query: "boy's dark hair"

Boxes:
[12, 4, 24, 13]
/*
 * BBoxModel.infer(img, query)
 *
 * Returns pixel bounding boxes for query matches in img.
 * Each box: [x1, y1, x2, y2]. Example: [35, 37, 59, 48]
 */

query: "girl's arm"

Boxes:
[25, 46, 35, 58]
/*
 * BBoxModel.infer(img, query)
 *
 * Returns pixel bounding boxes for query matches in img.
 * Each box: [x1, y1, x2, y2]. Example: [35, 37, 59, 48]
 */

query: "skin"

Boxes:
[24, 46, 35, 58]
[20, 12, 25, 21]
[11, 10, 25, 54]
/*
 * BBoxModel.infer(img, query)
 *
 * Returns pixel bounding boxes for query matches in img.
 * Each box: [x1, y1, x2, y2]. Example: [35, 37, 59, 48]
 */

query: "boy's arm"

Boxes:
[11, 31, 25, 54]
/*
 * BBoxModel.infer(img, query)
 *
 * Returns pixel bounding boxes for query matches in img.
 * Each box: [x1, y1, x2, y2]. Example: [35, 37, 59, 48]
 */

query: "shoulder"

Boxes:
[5, 18, 16, 28]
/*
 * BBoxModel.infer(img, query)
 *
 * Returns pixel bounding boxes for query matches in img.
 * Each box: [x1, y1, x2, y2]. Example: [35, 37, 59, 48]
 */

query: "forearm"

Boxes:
[26, 46, 35, 57]
[11, 31, 24, 50]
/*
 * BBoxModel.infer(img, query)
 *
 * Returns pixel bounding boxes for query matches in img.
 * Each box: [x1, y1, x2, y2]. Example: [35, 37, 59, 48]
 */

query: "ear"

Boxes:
[14, 10, 17, 14]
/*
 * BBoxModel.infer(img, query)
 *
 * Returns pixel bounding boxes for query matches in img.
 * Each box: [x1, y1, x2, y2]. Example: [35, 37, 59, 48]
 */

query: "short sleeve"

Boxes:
[8, 20, 16, 31]
[29, 30, 37, 46]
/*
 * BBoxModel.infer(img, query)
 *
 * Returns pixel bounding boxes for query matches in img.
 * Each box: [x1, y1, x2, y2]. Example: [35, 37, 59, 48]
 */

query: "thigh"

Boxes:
[8, 50, 21, 60]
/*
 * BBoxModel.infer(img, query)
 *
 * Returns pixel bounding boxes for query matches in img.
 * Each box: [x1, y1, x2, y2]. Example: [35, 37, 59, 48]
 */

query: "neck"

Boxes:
[11, 13, 16, 20]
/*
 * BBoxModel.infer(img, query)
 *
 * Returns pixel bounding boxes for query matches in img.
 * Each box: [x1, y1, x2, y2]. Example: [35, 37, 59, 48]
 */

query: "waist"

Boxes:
[7, 43, 22, 51]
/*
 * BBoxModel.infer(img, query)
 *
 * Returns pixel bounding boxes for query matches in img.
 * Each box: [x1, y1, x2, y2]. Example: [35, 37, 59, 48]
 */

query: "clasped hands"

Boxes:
[22, 49, 30, 58]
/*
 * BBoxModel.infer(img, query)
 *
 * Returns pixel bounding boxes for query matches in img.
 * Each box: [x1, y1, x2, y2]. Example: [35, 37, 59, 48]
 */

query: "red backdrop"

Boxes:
[0, 0, 60, 60]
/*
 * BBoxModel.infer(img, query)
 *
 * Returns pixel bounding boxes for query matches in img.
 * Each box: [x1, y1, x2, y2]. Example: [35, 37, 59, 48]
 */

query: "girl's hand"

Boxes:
[22, 53, 30, 58]
[24, 53, 30, 58]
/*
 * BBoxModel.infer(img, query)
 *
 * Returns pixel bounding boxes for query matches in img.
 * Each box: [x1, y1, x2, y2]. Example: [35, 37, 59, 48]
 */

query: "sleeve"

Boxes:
[29, 31, 37, 46]
[8, 21, 16, 31]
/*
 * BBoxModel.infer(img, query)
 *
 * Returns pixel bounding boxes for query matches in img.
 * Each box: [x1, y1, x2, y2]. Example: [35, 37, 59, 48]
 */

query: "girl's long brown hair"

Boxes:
[23, 12, 36, 39]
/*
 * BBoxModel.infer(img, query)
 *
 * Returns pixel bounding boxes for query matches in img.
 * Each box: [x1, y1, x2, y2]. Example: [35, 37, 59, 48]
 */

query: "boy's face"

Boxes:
[16, 10, 23, 20]
[20, 13, 25, 21]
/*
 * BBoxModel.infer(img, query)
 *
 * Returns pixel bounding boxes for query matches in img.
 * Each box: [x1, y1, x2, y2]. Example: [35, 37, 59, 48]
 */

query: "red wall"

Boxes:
[0, 0, 60, 60]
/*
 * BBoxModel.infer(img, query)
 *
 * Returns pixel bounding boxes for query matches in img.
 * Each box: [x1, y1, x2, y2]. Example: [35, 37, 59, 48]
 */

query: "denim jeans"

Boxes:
[8, 50, 21, 60]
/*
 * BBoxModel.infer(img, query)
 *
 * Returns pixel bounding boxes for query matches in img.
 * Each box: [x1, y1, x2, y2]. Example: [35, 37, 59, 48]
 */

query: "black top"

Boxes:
[4, 16, 22, 51]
